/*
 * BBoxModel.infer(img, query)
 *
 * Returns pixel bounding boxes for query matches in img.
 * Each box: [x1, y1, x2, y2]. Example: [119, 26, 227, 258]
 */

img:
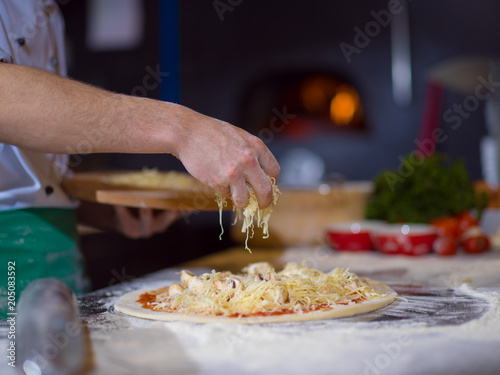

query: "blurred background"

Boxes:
[59, 0, 500, 288]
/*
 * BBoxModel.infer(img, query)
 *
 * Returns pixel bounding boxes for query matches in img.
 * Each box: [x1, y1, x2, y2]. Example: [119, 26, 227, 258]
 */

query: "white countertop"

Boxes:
[2, 247, 500, 375]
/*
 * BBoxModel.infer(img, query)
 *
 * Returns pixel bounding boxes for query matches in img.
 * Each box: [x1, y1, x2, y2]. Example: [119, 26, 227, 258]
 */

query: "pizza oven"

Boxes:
[237, 70, 366, 139]
[234, 70, 367, 187]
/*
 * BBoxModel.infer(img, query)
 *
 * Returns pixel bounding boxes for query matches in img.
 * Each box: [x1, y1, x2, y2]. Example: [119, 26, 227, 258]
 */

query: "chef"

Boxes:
[0, 0, 279, 318]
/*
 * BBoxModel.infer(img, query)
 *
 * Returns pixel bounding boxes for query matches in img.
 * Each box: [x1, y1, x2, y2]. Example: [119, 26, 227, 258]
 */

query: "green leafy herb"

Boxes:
[365, 154, 485, 223]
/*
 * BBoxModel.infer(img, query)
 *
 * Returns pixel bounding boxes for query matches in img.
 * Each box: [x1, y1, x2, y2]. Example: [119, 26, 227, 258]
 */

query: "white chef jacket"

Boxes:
[0, 0, 77, 211]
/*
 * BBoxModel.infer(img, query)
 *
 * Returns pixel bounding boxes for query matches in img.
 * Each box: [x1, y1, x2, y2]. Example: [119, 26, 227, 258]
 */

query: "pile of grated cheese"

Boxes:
[150, 262, 387, 317]
[103, 168, 201, 190]
[215, 176, 281, 251]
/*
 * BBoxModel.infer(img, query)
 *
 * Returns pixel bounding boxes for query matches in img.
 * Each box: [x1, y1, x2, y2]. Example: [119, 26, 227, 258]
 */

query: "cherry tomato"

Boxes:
[457, 211, 479, 236]
[462, 235, 490, 253]
[431, 216, 460, 239]
[433, 236, 458, 256]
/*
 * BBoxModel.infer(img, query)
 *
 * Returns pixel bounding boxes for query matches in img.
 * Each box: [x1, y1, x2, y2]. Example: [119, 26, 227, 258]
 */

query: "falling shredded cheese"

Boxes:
[103, 169, 280, 250]
[215, 177, 281, 252]
[149, 262, 389, 317]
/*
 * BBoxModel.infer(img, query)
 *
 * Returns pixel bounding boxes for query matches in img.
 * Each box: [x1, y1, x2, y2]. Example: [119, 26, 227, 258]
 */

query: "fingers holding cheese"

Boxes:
[171, 110, 279, 210]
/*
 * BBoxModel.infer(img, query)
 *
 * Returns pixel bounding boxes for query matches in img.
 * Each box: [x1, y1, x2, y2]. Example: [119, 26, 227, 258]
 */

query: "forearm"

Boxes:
[0, 63, 280, 208]
[0, 63, 191, 156]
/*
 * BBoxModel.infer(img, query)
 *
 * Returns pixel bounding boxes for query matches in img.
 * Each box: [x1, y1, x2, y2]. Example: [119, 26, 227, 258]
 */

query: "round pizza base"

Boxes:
[114, 279, 397, 324]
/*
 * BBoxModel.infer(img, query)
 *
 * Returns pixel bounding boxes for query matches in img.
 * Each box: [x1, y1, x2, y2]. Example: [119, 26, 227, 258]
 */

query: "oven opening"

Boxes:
[238, 71, 366, 140]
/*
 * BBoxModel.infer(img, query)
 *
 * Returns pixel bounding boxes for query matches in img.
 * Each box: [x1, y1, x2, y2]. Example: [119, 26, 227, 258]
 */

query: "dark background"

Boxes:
[59, 0, 500, 289]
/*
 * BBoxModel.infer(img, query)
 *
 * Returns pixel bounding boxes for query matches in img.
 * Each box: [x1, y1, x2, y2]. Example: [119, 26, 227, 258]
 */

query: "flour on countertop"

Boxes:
[5, 249, 497, 375]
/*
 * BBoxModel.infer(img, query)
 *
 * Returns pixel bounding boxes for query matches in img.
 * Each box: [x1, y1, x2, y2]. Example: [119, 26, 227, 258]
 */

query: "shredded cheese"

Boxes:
[103, 168, 202, 190]
[103, 169, 280, 250]
[215, 177, 281, 251]
[149, 262, 389, 317]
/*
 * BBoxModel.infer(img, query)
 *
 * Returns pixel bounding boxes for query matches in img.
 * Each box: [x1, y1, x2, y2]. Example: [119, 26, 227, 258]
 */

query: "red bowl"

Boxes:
[326, 221, 383, 251]
[371, 224, 437, 256]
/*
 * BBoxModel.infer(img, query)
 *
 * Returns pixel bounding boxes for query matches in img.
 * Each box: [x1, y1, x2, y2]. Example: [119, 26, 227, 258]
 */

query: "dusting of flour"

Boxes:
[62, 248, 500, 375]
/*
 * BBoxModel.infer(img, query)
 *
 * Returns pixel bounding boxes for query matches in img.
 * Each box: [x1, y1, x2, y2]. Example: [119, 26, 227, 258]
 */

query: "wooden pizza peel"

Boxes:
[61, 171, 225, 211]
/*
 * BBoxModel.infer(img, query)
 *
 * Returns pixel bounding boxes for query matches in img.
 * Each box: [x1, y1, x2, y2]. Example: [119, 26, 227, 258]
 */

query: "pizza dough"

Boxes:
[114, 263, 397, 324]
[114, 279, 396, 324]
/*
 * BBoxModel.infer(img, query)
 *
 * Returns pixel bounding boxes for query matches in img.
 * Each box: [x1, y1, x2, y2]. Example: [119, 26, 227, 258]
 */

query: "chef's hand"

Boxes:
[0, 65, 279, 208]
[113, 206, 182, 239]
[172, 116, 280, 210]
